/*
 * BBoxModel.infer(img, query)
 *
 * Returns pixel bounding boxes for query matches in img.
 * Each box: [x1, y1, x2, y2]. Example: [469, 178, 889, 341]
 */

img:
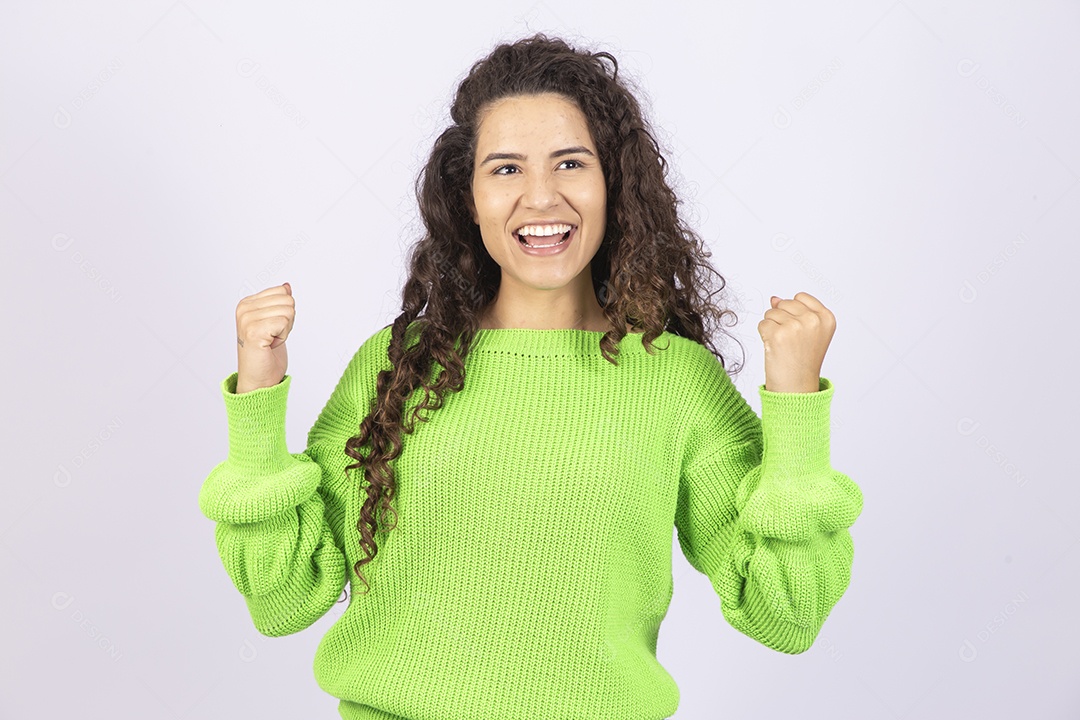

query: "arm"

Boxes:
[198, 332, 388, 637]
[675, 369, 863, 655]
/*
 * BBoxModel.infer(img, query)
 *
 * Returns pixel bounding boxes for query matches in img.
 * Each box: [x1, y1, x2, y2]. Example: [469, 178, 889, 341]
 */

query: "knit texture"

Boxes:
[198, 325, 863, 720]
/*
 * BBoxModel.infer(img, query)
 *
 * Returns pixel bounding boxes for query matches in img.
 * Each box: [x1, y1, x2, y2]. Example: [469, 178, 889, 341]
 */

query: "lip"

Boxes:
[513, 224, 576, 256]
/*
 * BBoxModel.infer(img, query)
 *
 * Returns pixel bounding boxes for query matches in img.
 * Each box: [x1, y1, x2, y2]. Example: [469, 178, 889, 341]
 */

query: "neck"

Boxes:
[480, 308, 612, 331]
[479, 276, 612, 331]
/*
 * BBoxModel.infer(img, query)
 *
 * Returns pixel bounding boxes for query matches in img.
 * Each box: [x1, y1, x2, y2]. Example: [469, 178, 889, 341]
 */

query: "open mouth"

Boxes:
[515, 224, 575, 248]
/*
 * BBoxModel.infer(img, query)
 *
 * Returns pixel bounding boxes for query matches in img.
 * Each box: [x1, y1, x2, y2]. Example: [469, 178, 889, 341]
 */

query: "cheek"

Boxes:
[475, 207, 507, 247]
[473, 188, 507, 224]
[585, 175, 606, 207]
[588, 186, 607, 219]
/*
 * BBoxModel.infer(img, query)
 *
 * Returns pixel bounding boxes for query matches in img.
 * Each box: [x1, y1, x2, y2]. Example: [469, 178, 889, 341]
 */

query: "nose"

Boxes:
[522, 171, 558, 209]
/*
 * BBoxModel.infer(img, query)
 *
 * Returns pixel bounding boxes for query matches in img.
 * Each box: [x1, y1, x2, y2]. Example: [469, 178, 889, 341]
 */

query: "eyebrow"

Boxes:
[479, 146, 596, 166]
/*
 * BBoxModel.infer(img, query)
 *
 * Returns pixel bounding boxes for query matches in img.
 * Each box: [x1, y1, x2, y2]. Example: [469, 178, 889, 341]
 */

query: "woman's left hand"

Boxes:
[757, 291, 836, 393]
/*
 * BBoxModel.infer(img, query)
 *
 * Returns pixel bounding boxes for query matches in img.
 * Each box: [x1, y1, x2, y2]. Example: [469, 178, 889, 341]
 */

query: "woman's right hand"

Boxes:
[235, 282, 294, 394]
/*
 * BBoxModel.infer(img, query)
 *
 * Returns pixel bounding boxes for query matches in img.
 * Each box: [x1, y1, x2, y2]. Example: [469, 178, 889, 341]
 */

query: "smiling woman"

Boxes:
[469, 92, 609, 327]
[199, 31, 862, 720]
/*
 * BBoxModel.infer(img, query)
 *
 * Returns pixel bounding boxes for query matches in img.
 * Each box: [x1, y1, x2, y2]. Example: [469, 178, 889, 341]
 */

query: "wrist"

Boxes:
[764, 376, 820, 393]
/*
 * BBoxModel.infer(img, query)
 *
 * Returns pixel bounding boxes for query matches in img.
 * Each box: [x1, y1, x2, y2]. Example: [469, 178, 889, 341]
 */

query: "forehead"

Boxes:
[475, 93, 593, 150]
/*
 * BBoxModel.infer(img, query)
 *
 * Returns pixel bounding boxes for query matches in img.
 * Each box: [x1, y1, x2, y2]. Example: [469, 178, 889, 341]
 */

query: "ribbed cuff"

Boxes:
[756, 377, 834, 479]
[222, 372, 295, 474]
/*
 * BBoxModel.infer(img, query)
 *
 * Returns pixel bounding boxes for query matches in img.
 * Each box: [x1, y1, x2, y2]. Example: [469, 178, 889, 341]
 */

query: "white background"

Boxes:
[3, 1, 1078, 718]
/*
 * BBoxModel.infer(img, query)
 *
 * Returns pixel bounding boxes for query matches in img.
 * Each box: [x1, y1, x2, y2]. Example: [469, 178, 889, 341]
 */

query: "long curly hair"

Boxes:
[340, 33, 744, 597]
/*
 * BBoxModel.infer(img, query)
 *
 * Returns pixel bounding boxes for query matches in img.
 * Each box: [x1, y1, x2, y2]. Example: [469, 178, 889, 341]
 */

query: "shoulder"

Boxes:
[664, 336, 759, 462]
[651, 332, 729, 381]
[337, 323, 396, 400]
[347, 319, 430, 376]
[653, 333, 746, 417]
[358, 322, 394, 361]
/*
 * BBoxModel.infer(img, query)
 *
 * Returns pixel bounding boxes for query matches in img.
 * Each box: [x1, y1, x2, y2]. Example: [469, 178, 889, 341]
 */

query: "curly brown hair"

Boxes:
[340, 33, 744, 597]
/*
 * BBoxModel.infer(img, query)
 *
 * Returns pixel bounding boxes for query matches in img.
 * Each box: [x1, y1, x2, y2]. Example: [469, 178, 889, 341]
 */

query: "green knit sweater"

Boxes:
[198, 325, 863, 719]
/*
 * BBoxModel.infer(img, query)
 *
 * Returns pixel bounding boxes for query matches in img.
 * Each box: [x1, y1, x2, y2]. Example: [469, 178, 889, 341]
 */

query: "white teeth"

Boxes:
[516, 223, 572, 237]
[521, 236, 566, 248]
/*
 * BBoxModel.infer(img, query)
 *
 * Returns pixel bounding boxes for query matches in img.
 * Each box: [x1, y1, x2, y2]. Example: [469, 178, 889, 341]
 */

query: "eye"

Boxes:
[493, 165, 519, 175]
[559, 159, 583, 170]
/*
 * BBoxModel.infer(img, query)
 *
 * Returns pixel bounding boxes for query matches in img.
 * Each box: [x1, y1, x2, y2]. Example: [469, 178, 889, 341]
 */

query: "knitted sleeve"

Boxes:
[675, 351, 863, 655]
[197, 330, 389, 637]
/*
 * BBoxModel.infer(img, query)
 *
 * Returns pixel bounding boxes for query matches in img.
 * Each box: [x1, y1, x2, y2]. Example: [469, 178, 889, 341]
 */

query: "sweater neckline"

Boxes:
[468, 327, 670, 357]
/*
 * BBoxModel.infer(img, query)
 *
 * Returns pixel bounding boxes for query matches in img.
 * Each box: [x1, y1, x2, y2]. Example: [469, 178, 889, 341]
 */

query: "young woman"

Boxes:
[200, 33, 863, 720]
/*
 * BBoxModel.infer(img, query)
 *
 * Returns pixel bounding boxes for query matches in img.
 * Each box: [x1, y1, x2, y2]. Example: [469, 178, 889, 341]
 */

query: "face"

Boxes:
[470, 92, 607, 296]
